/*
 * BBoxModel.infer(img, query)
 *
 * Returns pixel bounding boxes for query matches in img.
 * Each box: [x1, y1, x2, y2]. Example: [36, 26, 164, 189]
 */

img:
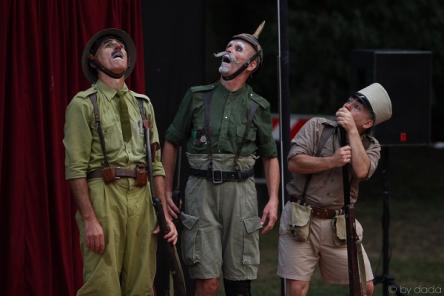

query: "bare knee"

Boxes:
[366, 280, 374, 296]
[286, 279, 310, 296]
[195, 278, 219, 296]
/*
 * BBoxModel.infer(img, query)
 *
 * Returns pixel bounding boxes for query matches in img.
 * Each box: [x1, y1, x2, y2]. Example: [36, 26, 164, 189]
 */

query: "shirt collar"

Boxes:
[217, 81, 250, 97]
[94, 79, 129, 101]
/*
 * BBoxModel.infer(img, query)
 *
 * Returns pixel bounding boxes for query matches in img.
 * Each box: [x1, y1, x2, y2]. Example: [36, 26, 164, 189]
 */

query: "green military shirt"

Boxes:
[165, 82, 277, 158]
[64, 80, 165, 179]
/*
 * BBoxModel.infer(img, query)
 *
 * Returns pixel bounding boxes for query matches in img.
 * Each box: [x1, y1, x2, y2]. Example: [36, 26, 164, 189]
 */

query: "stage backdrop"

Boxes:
[0, 0, 146, 295]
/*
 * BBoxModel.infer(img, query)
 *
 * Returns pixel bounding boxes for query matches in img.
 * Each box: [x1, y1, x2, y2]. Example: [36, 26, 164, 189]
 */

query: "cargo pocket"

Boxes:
[180, 212, 200, 265]
[242, 216, 262, 265]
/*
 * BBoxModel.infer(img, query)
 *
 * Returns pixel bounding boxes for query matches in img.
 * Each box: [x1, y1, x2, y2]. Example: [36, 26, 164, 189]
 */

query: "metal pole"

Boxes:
[277, 0, 290, 294]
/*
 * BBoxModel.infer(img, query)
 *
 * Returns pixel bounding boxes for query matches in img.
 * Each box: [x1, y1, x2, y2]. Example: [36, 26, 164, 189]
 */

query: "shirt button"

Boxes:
[224, 116, 228, 119]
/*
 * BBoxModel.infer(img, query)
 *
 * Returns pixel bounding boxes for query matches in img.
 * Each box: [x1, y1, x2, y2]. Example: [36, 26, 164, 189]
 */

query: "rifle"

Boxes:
[171, 147, 182, 215]
[142, 116, 187, 296]
[339, 127, 364, 296]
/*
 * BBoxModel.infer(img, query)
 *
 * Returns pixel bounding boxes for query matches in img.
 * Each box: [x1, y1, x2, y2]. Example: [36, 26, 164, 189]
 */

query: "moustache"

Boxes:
[213, 51, 239, 64]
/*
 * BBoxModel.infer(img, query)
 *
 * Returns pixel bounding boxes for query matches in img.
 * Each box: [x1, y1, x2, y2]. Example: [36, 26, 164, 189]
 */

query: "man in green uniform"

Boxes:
[64, 28, 177, 296]
[162, 22, 280, 296]
[277, 83, 392, 296]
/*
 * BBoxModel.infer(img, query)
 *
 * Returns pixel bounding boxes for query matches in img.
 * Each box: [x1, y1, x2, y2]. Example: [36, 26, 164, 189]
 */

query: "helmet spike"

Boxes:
[253, 20, 265, 39]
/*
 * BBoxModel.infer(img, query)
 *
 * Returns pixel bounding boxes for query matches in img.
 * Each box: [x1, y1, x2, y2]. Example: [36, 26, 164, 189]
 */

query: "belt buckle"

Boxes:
[212, 169, 223, 184]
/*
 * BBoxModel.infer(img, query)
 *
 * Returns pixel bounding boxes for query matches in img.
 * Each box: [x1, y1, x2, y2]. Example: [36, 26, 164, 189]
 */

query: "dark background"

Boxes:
[1, 0, 443, 295]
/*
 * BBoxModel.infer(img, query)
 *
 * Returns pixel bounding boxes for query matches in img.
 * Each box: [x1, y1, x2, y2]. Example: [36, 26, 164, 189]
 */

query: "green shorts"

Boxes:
[180, 154, 262, 281]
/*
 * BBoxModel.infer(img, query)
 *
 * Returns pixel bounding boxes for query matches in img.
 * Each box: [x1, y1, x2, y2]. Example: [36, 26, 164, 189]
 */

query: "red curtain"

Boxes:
[0, 1, 146, 295]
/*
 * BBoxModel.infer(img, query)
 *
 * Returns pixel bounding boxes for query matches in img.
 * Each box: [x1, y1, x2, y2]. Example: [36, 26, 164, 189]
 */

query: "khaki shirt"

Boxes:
[286, 118, 380, 208]
[165, 82, 277, 158]
[64, 80, 165, 179]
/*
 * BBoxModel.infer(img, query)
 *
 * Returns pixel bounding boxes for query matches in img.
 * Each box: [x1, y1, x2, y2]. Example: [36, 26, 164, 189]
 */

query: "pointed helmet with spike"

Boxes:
[231, 21, 265, 70]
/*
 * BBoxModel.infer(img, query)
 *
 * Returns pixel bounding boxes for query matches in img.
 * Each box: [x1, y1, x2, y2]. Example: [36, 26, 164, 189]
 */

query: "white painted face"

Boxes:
[218, 39, 256, 75]
[95, 38, 128, 74]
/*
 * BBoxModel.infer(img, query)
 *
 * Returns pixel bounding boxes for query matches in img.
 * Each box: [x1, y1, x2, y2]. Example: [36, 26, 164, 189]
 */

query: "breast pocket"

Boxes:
[236, 124, 257, 142]
[101, 122, 123, 156]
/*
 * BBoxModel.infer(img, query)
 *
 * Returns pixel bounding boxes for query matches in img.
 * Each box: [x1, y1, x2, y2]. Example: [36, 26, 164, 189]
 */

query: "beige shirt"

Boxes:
[286, 118, 381, 208]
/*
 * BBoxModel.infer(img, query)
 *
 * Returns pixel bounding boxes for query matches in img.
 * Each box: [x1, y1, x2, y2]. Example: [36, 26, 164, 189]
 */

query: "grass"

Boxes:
[249, 146, 444, 295]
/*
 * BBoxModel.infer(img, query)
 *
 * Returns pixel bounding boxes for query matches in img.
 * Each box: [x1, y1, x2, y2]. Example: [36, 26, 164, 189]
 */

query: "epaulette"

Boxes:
[321, 118, 338, 128]
[190, 83, 216, 93]
[76, 87, 97, 99]
[248, 92, 270, 109]
[130, 91, 151, 103]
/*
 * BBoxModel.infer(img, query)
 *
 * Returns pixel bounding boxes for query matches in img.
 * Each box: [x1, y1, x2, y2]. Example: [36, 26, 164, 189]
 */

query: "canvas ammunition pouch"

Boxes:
[332, 214, 364, 247]
[288, 201, 312, 242]
[332, 214, 347, 246]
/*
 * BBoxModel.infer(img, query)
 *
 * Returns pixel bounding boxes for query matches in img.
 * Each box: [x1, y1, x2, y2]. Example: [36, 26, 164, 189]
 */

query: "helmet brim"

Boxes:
[81, 28, 136, 83]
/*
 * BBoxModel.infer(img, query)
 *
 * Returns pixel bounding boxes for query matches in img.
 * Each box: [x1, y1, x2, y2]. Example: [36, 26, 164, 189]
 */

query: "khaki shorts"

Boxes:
[277, 203, 373, 284]
[180, 154, 262, 281]
[76, 178, 157, 296]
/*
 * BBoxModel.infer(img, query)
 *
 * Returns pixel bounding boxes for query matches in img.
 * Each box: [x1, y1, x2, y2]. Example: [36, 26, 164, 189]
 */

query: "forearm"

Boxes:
[162, 141, 178, 193]
[347, 130, 370, 179]
[263, 157, 280, 202]
[153, 175, 172, 221]
[288, 154, 336, 174]
[69, 178, 97, 221]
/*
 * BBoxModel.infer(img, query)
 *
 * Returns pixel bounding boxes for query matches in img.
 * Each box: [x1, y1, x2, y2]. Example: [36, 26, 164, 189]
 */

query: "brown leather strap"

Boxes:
[290, 195, 343, 219]
[311, 206, 343, 219]
[87, 167, 139, 179]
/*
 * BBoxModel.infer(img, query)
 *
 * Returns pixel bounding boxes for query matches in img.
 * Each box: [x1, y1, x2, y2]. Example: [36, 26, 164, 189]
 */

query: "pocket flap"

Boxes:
[290, 202, 312, 227]
[180, 212, 199, 230]
[243, 216, 262, 234]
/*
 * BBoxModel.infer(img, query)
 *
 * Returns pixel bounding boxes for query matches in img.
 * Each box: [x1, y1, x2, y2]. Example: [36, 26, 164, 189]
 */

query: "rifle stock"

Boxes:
[340, 127, 364, 296]
[152, 197, 187, 296]
[142, 118, 187, 296]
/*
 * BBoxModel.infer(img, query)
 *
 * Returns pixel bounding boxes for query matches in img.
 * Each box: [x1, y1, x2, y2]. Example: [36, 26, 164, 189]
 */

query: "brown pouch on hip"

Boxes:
[134, 165, 148, 187]
[102, 166, 117, 184]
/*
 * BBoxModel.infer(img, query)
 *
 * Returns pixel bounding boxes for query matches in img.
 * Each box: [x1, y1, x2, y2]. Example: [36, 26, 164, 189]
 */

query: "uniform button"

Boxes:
[224, 116, 228, 119]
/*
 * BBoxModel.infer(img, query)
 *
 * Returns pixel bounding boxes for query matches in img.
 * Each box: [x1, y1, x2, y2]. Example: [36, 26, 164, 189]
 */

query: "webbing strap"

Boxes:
[203, 91, 214, 168]
[233, 99, 258, 169]
[300, 125, 336, 203]
[89, 93, 110, 167]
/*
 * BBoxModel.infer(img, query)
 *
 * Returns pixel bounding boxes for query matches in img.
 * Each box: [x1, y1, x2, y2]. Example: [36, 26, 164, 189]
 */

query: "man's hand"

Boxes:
[84, 217, 105, 254]
[153, 218, 178, 245]
[260, 198, 279, 234]
[164, 219, 178, 245]
[336, 107, 357, 132]
[166, 191, 181, 219]
[332, 145, 352, 167]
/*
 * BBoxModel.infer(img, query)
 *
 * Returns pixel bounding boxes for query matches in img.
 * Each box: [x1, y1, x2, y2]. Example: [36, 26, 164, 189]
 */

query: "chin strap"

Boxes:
[88, 55, 126, 79]
[221, 51, 260, 81]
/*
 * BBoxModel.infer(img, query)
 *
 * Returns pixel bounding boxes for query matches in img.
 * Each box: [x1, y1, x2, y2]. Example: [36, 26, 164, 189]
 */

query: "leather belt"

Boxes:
[189, 167, 254, 184]
[87, 167, 138, 179]
[311, 206, 343, 219]
[290, 195, 343, 219]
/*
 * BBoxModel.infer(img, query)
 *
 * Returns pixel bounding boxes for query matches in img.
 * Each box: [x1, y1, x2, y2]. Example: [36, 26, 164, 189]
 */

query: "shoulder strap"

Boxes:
[89, 93, 110, 167]
[300, 125, 336, 203]
[202, 90, 214, 169]
[233, 99, 259, 169]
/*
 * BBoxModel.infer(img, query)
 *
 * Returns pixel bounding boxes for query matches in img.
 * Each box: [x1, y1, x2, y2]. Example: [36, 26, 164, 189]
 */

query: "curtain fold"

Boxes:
[0, 1, 145, 295]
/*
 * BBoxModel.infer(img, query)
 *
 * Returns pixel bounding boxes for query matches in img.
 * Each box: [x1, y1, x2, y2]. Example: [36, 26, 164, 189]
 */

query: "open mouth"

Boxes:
[112, 51, 124, 59]
[222, 55, 231, 64]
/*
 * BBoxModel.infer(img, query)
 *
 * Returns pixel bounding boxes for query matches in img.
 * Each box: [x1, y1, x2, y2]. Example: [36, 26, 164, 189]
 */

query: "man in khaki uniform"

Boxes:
[64, 28, 177, 296]
[162, 22, 280, 296]
[277, 83, 392, 296]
